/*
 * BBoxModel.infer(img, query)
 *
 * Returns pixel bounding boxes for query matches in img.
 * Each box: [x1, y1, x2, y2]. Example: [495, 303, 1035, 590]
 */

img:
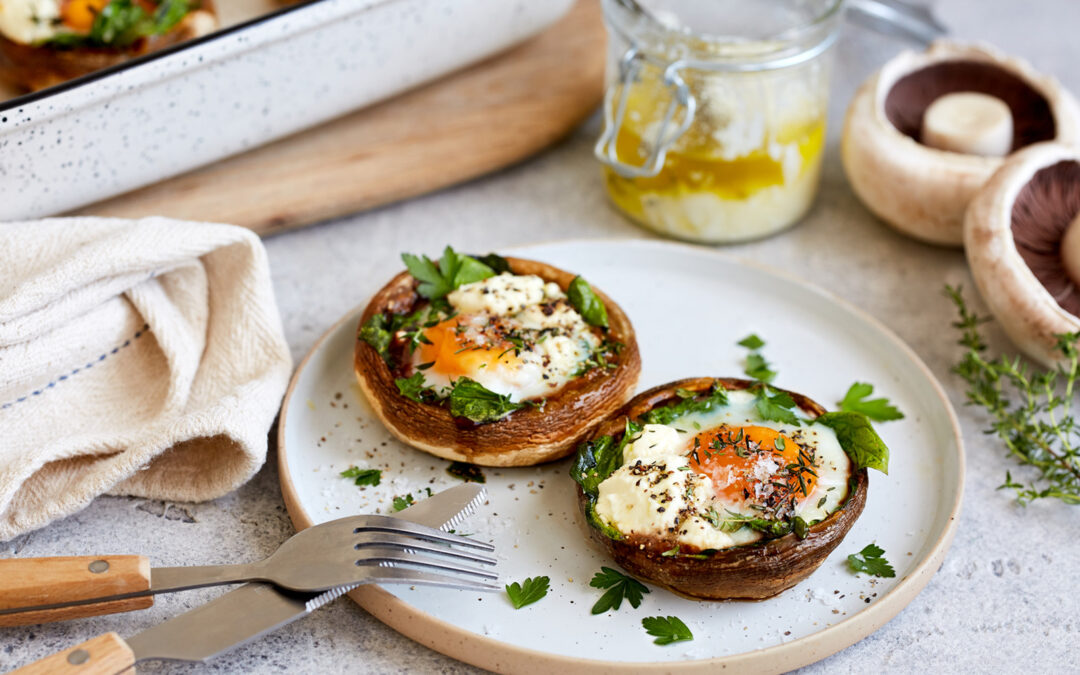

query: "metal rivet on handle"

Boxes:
[88, 560, 109, 574]
[67, 649, 90, 665]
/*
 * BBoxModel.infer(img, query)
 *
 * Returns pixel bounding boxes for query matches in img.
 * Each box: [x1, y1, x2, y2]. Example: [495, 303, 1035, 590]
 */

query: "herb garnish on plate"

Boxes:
[590, 567, 650, 614]
[505, 576, 550, 609]
[340, 466, 382, 487]
[641, 616, 694, 645]
[847, 543, 896, 578]
[947, 285, 1080, 505]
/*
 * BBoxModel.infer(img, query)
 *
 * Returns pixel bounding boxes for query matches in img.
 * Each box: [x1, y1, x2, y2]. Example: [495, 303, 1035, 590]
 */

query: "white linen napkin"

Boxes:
[0, 218, 292, 541]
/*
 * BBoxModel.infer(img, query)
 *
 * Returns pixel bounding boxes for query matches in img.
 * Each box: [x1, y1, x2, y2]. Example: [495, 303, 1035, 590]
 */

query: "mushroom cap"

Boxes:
[354, 257, 642, 467]
[965, 142, 1080, 368]
[575, 377, 868, 601]
[842, 41, 1080, 247]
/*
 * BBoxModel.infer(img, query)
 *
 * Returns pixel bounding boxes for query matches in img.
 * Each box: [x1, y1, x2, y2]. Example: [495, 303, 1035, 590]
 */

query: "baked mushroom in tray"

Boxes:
[843, 41, 1080, 246]
[354, 248, 641, 467]
[0, 0, 218, 91]
[965, 143, 1080, 367]
[571, 377, 888, 601]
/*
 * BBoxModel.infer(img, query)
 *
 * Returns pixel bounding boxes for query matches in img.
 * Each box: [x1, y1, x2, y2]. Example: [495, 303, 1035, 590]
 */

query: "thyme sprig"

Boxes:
[946, 285, 1080, 505]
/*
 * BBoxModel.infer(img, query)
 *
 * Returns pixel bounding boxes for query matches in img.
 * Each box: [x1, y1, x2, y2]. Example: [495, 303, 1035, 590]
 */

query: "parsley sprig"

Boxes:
[340, 467, 382, 487]
[505, 576, 550, 609]
[402, 246, 495, 300]
[847, 543, 895, 578]
[946, 285, 1080, 505]
[753, 385, 801, 426]
[590, 567, 650, 614]
[641, 616, 693, 645]
[739, 334, 777, 383]
[839, 382, 904, 421]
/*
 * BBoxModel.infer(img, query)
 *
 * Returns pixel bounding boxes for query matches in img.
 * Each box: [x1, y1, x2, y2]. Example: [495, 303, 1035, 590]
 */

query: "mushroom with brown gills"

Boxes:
[354, 256, 641, 467]
[842, 41, 1080, 247]
[965, 143, 1080, 367]
[572, 378, 871, 601]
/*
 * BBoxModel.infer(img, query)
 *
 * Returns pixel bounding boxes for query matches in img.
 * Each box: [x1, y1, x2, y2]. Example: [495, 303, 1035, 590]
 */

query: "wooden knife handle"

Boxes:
[0, 556, 153, 627]
[9, 632, 136, 674]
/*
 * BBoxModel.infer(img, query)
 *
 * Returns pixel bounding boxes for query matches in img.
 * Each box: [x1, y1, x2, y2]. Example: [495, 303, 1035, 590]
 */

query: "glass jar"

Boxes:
[595, 0, 844, 243]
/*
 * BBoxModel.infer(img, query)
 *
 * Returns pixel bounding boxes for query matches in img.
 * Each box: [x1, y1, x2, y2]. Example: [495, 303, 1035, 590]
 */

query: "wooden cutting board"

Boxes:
[72, 0, 606, 236]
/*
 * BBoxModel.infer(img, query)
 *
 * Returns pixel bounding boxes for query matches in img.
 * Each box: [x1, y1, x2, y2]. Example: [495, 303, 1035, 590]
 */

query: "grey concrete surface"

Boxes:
[5, 0, 1080, 672]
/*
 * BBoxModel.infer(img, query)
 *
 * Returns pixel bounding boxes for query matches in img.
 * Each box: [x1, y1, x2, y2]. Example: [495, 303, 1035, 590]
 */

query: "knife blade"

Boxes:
[10, 483, 489, 674]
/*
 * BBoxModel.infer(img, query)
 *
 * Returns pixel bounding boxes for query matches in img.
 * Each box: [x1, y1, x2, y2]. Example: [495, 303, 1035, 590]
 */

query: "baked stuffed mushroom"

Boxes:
[355, 247, 641, 467]
[572, 377, 889, 600]
[0, 0, 218, 91]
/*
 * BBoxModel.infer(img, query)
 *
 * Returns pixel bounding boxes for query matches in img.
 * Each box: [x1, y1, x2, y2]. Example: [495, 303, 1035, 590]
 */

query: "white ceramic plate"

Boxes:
[278, 239, 964, 674]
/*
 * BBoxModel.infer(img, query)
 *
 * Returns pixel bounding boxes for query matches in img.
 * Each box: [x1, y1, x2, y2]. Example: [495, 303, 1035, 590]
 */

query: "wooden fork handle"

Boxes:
[0, 556, 152, 627]
[9, 632, 136, 674]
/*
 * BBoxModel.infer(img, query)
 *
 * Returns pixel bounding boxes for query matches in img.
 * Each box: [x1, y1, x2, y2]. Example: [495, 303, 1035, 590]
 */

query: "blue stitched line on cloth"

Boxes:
[1, 323, 150, 410]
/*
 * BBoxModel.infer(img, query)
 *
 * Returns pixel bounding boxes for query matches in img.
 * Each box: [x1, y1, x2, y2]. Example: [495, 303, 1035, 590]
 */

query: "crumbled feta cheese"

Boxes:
[0, 0, 61, 44]
[448, 273, 546, 316]
[622, 424, 683, 463]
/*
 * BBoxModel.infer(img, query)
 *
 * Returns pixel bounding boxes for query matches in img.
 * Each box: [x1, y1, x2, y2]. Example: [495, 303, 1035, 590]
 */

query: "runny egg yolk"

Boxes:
[416, 317, 520, 378]
[60, 0, 112, 31]
[687, 425, 818, 504]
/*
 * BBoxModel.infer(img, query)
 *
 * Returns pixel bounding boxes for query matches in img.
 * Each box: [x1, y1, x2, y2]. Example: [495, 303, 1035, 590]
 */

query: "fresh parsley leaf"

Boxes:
[814, 411, 890, 474]
[395, 372, 430, 402]
[401, 246, 494, 300]
[567, 276, 609, 329]
[737, 334, 765, 350]
[505, 576, 550, 609]
[847, 543, 896, 578]
[640, 385, 728, 426]
[340, 467, 382, 487]
[590, 567, 650, 614]
[838, 382, 904, 421]
[641, 616, 693, 645]
[392, 487, 433, 511]
[744, 352, 777, 383]
[753, 386, 801, 426]
[448, 377, 526, 423]
[447, 461, 486, 483]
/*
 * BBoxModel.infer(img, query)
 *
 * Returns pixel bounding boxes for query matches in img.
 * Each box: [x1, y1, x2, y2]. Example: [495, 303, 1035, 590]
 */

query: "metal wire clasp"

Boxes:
[593, 47, 697, 179]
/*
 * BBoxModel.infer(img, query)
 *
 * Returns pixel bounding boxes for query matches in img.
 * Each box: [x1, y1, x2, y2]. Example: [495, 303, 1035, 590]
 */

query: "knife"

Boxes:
[8, 483, 490, 674]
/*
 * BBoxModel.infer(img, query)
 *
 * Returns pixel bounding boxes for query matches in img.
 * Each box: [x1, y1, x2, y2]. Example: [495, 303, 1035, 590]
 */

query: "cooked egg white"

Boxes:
[0, 0, 61, 44]
[595, 389, 852, 551]
[409, 273, 602, 401]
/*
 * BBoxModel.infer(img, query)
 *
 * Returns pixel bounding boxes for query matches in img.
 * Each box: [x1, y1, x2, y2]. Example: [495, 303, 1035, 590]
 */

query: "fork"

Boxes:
[0, 513, 497, 627]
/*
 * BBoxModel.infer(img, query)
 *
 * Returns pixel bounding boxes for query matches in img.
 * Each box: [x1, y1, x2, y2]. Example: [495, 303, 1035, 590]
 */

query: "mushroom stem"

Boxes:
[1062, 212, 1080, 288]
[921, 92, 1014, 157]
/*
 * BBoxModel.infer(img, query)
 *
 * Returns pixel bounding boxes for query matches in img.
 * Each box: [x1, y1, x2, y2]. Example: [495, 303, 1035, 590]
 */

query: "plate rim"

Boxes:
[277, 238, 966, 674]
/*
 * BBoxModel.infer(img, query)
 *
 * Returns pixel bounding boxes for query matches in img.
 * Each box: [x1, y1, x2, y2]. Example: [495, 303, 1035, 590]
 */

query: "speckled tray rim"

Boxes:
[278, 238, 966, 675]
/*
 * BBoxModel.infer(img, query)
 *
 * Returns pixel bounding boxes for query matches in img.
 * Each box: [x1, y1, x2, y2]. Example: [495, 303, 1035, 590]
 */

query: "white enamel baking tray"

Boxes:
[0, 0, 573, 220]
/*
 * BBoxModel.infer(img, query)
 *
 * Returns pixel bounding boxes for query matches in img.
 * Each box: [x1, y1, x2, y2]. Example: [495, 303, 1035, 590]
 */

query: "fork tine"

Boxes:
[354, 532, 497, 566]
[335, 514, 493, 551]
[355, 548, 499, 580]
[363, 567, 500, 593]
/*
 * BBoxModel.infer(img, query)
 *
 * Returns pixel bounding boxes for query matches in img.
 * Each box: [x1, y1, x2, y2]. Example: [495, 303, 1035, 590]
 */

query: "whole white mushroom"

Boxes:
[965, 143, 1080, 367]
[843, 41, 1080, 247]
